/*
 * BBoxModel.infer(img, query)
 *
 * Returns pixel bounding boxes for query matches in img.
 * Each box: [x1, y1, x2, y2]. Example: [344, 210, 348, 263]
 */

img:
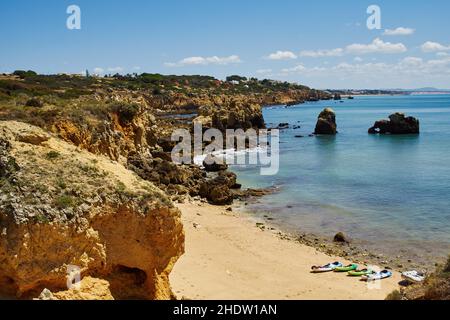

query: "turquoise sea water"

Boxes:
[232, 95, 450, 262]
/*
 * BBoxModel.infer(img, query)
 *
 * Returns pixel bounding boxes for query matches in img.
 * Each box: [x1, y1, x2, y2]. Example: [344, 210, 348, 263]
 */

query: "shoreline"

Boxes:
[234, 199, 444, 272]
[171, 199, 401, 300]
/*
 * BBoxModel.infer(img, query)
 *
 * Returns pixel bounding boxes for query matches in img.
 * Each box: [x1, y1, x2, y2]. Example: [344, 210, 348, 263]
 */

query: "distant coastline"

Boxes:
[326, 89, 450, 97]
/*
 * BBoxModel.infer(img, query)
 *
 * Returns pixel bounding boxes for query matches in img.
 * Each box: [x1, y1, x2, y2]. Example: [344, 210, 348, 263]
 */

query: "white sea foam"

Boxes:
[193, 146, 269, 167]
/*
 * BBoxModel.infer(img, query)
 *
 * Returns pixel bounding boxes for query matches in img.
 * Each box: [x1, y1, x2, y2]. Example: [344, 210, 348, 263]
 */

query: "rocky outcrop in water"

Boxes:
[203, 158, 228, 172]
[314, 108, 337, 135]
[368, 113, 420, 134]
[333, 232, 349, 243]
[0, 121, 184, 299]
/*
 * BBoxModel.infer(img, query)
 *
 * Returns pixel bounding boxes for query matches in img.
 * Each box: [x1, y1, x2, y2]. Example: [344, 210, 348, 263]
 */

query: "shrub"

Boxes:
[116, 181, 126, 193]
[0, 80, 27, 92]
[56, 177, 67, 190]
[55, 195, 75, 209]
[46, 151, 60, 160]
[13, 70, 37, 79]
[109, 102, 140, 124]
[226, 75, 247, 83]
[35, 214, 50, 224]
[25, 97, 44, 108]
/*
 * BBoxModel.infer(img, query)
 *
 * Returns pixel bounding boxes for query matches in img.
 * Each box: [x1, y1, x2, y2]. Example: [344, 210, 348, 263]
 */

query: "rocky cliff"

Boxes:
[0, 74, 331, 299]
[0, 121, 184, 299]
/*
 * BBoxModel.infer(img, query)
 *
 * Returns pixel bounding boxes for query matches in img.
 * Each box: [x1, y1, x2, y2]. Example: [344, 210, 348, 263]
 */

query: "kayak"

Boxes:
[334, 264, 358, 272]
[311, 262, 343, 273]
[402, 271, 426, 284]
[348, 269, 375, 277]
[363, 270, 392, 281]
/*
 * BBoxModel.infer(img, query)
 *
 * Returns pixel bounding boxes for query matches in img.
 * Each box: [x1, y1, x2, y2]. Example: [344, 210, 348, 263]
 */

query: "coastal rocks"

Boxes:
[0, 121, 184, 300]
[199, 171, 239, 205]
[199, 178, 233, 205]
[199, 99, 265, 131]
[127, 152, 207, 197]
[37, 289, 57, 300]
[37, 277, 114, 300]
[13, 123, 50, 145]
[53, 105, 158, 163]
[233, 187, 276, 200]
[368, 113, 420, 134]
[192, 115, 212, 128]
[333, 232, 349, 244]
[128, 152, 242, 205]
[286, 100, 304, 107]
[314, 108, 337, 135]
[202, 157, 228, 172]
[277, 123, 290, 130]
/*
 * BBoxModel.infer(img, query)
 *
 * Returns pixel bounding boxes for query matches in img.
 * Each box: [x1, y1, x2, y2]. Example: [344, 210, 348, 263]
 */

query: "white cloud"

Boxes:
[346, 38, 407, 54]
[299, 48, 344, 58]
[92, 67, 125, 75]
[354, 57, 363, 62]
[437, 52, 449, 57]
[266, 51, 298, 60]
[383, 27, 415, 36]
[277, 56, 450, 80]
[296, 38, 406, 60]
[165, 55, 241, 67]
[93, 67, 104, 75]
[107, 67, 124, 73]
[280, 64, 306, 74]
[398, 57, 425, 71]
[256, 69, 272, 74]
[421, 41, 450, 53]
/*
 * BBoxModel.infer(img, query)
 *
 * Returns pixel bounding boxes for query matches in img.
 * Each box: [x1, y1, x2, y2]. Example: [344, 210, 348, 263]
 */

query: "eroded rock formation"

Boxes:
[197, 99, 265, 131]
[368, 113, 420, 134]
[199, 171, 239, 205]
[314, 108, 337, 135]
[0, 121, 184, 299]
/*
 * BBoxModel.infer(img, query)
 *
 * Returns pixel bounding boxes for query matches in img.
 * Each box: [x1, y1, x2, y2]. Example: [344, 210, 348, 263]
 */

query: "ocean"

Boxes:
[231, 95, 450, 263]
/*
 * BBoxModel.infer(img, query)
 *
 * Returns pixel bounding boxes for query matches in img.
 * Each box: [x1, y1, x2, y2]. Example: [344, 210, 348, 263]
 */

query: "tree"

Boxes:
[13, 70, 37, 79]
[226, 75, 247, 83]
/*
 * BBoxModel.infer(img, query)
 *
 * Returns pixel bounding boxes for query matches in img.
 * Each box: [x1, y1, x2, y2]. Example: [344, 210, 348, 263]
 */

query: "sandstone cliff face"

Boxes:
[51, 104, 158, 164]
[0, 121, 184, 299]
[198, 99, 265, 131]
[0, 77, 331, 210]
[42, 88, 328, 163]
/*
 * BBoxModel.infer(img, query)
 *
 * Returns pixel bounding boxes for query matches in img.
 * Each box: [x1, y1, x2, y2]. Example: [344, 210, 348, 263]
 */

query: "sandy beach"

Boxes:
[171, 201, 401, 300]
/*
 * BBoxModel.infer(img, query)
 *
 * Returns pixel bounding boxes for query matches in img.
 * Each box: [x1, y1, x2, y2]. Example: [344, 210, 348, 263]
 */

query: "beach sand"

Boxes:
[171, 201, 401, 300]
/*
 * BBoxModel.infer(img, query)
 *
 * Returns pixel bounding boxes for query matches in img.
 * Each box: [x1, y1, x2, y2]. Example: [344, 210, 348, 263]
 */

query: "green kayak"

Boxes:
[334, 264, 358, 272]
[348, 269, 375, 277]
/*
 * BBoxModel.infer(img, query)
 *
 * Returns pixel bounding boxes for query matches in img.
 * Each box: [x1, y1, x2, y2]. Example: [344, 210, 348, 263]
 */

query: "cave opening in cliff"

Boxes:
[107, 265, 150, 300]
[0, 275, 18, 298]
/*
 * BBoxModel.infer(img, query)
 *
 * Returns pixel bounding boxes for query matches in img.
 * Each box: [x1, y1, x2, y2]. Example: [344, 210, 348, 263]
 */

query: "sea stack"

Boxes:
[368, 112, 420, 134]
[314, 108, 337, 135]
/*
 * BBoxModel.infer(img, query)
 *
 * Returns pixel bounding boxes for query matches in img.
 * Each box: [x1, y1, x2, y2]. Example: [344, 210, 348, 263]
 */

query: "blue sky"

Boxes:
[1, 0, 450, 89]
